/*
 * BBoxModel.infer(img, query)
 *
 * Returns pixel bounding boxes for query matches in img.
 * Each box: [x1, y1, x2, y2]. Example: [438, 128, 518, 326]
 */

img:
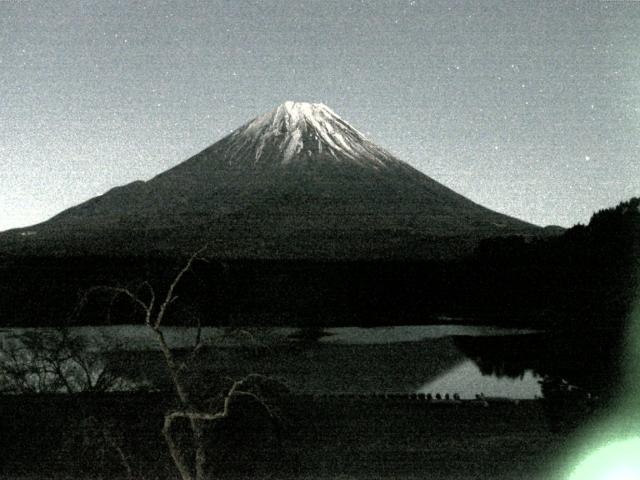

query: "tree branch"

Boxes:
[154, 245, 208, 329]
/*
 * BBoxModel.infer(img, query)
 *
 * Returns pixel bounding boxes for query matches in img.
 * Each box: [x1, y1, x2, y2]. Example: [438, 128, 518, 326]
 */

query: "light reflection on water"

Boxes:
[0, 325, 538, 350]
[0, 325, 542, 398]
[418, 360, 542, 399]
[322, 325, 539, 344]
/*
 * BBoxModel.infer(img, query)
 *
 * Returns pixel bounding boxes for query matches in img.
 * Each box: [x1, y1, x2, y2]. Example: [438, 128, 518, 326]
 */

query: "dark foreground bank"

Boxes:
[0, 392, 585, 480]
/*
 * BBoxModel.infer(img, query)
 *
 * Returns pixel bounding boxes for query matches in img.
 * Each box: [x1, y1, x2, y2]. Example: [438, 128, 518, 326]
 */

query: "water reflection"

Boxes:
[419, 360, 541, 399]
[454, 331, 624, 402]
[0, 325, 625, 407]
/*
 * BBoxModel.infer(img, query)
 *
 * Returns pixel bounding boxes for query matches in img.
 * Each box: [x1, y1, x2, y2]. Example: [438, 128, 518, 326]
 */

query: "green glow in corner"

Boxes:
[568, 438, 640, 480]
[561, 270, 640, 480]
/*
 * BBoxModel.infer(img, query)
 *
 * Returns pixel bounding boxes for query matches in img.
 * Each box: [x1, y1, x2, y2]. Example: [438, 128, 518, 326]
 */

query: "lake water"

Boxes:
[419, 360, 541, 399]
[0, 325, 542, 398]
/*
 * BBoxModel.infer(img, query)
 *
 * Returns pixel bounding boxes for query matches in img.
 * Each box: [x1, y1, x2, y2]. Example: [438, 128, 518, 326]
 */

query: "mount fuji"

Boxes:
[4, 101, 539, 259]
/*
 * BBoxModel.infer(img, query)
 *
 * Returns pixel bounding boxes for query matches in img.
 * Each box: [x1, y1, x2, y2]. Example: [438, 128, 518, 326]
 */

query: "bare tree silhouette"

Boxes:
[0, 327, 139, 478]
[81, 246, 280, 480]
[0, 327, 125, 394]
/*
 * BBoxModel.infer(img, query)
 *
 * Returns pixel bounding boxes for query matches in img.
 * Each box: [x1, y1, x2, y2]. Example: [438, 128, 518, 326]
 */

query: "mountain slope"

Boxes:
[2, 101, 539, 259]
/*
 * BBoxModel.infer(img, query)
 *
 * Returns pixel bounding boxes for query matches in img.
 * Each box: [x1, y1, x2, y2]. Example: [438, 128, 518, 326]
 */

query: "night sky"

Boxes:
[2, 0, 639, 231]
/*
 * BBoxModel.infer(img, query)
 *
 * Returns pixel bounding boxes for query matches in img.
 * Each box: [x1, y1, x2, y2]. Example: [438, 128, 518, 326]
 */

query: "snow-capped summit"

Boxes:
[221, 101, 396, 168]
[251, 101, 344, 132]
[3, 102, 539, 259]
[243, 101, 361, 141]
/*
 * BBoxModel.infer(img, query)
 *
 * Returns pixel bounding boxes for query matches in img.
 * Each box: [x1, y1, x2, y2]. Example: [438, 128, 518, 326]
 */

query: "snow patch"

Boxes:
[224, 101, 389, 168]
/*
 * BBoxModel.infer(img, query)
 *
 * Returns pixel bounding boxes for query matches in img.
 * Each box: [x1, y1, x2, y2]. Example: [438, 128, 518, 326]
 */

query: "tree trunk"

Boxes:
[163, 414, 195, 480]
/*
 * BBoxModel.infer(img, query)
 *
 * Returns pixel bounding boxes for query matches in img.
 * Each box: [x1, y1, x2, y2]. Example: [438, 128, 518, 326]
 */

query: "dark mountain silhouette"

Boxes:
[0, 198, 635, 328]
[1, 101, 538, 259]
